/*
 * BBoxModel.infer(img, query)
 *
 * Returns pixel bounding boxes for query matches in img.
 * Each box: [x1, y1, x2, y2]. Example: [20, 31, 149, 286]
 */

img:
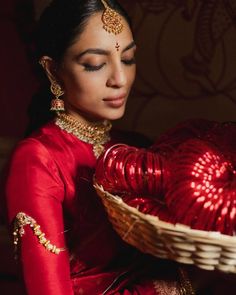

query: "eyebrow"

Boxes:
[77, 41, 136, 59]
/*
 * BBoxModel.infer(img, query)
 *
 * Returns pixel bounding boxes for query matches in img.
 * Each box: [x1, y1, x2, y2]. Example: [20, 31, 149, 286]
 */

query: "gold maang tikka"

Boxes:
[101, 0, 124, 35]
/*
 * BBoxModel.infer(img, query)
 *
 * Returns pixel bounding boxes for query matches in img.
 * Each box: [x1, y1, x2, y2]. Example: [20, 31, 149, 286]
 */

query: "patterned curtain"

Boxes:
[117, 0, 236, 140]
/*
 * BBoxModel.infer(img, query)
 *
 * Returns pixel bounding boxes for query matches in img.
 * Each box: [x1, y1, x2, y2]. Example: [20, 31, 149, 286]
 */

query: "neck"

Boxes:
[58, 111, 110, 129]
[64, 109, 106, 126]
[55, 112, 112, 158]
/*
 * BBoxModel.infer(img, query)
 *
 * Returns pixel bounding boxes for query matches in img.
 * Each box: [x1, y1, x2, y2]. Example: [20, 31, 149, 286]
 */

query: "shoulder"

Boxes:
[6, 132, 64, 189]
[8, 137, 57, 179]
[10, 122, 60, 168]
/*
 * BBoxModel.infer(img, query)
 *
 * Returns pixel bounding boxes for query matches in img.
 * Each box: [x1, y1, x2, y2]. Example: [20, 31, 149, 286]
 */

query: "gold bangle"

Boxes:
[178, 267, 195, 295]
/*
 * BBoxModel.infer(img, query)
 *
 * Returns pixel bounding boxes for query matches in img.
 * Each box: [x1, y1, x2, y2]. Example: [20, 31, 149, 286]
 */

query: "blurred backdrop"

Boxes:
[1, 0, 236, 140]
[0, 1, 236, 293]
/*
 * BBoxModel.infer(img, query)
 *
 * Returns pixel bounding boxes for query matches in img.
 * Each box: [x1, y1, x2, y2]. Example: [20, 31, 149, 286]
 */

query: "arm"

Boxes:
[6, 139, 74, 295]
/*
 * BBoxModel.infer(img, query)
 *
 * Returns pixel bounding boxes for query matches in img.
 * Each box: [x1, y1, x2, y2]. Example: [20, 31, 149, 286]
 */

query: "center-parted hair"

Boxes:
[26, 0, 132, 136]
[35, 0, 131, 62]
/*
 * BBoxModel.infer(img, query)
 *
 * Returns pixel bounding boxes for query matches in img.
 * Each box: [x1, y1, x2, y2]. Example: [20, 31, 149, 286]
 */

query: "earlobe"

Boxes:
[39, 56, 58, 83]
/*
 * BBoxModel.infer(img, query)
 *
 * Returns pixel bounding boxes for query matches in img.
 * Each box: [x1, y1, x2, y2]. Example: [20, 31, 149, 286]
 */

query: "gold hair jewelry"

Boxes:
[50, 81, 65, 111]
[101, 0, 123, 35]
[55, 112, 112, 158]
[13, 212, 65, 257]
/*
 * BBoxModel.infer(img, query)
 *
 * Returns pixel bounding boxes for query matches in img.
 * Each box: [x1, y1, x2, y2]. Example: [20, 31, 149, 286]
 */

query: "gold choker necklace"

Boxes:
[55, 112, 112, 158]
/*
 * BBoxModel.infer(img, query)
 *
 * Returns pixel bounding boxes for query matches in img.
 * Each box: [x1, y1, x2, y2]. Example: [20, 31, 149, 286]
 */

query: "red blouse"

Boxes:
[5, 121, 164, 295]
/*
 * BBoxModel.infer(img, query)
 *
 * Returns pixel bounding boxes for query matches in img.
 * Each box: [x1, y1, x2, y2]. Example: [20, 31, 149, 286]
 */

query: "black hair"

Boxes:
[26, 0, 132, 136]
[35, 0, 131, 62]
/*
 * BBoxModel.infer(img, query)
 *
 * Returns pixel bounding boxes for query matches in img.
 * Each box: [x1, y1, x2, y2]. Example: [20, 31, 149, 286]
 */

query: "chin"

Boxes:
[105, 109, 126, 121]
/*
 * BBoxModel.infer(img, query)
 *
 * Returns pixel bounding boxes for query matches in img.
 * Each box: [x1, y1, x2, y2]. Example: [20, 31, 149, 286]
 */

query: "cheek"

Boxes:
[60, 70, 80, 92]
[60, 67, 89, 92]
[127, 66, 136, 86]
[74, 75, 103, 99]
[77, 71, 103, 87]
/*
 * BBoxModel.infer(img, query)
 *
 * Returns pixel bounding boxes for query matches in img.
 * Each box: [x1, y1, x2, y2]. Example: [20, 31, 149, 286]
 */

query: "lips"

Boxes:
[103, 94, 126, 108]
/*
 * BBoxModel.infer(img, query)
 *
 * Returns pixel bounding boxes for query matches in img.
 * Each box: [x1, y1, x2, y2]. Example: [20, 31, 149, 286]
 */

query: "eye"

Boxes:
[83, 63, 105, 72]
[122, 57, 136, 66]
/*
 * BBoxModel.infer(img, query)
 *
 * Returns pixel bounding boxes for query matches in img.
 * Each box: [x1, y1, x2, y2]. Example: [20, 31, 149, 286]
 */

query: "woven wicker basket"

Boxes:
[94, 183, 236, 274]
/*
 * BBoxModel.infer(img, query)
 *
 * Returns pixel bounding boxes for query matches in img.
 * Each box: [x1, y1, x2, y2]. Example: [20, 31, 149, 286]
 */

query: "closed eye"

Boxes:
[83, 63, 106, 72]
[122, 58, 136, 66]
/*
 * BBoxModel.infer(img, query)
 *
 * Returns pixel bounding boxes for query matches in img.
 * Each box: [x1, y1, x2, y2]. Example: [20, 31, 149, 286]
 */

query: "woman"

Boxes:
[5, 1, 195, 294]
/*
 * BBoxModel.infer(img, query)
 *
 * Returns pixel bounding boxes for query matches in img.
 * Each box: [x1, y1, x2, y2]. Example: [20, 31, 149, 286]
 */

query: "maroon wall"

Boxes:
[1, 0, 236, 139]
[0, 0, 38, 137]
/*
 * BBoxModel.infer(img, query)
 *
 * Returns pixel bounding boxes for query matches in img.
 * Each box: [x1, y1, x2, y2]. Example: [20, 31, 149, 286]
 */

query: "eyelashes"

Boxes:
[83, 63, 105, 72]
[83, 58, 136, 72]
[122, 58, 136, 66]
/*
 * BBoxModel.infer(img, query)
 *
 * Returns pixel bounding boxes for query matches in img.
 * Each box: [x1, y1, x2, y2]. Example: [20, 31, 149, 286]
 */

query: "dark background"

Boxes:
[1, 1, 236, 294]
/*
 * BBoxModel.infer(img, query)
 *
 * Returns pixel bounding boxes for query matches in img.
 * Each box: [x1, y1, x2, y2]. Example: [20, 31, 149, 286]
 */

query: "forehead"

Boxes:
[68, 12, 133, 52]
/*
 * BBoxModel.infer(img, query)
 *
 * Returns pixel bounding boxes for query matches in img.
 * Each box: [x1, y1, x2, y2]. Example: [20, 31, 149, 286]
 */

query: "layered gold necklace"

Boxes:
[55, 112, 112, 158]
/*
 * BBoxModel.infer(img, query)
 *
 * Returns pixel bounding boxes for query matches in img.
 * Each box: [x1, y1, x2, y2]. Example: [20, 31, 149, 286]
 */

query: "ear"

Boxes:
[39, 56, 59, 84]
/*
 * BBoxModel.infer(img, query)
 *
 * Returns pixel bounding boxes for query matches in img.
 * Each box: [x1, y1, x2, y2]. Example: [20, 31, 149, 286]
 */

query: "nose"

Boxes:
[106, 63, 127, 88]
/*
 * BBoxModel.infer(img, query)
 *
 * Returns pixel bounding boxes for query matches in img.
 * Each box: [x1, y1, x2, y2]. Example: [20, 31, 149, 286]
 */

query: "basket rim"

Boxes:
[94, 183, 236, 248]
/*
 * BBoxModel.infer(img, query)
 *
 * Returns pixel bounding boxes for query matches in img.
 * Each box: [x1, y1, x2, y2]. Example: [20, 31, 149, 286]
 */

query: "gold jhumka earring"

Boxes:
[50, 81, 65, 112]
[101, 0, 124, 35]
[39, 58, 65, 112]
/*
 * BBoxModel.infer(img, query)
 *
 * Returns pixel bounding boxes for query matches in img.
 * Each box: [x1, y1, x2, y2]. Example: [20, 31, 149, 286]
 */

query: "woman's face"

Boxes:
[58, 12, 136, 122]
